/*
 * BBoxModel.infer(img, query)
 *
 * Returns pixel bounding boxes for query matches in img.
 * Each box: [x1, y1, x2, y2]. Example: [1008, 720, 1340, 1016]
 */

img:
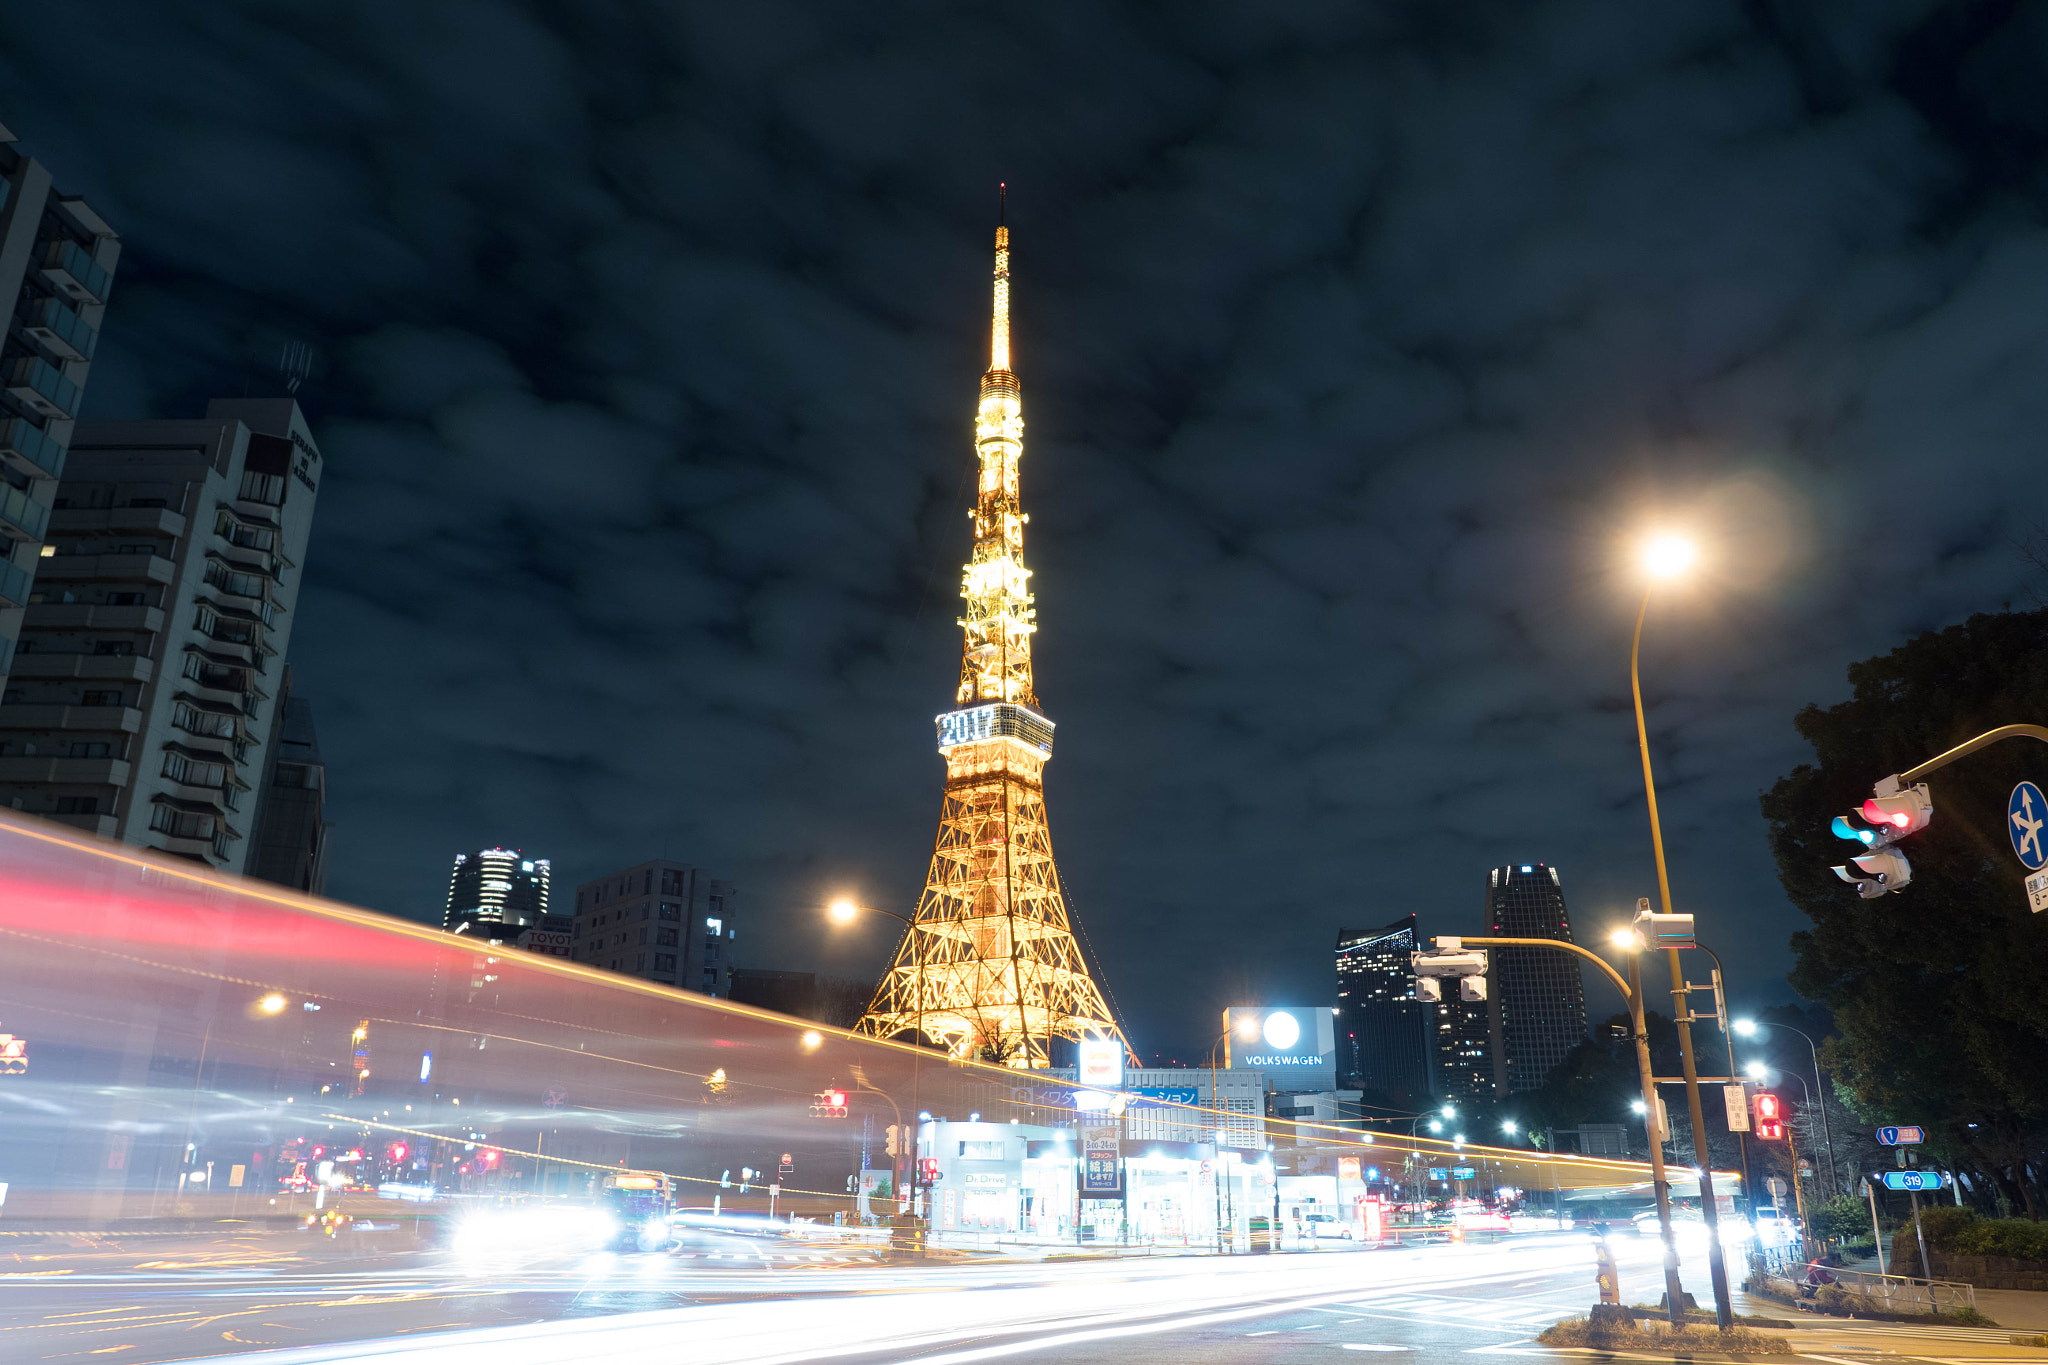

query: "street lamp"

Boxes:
[1734, 1018, 1836, 1194]
[257, 993, 288, 1015]
[826, 896, 924, 1219]
[1627, 532, 1734, 1332]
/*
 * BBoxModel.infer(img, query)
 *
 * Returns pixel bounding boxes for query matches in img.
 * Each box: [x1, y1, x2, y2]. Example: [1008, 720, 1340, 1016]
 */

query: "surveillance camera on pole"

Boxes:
[1632, 900, 1696, 950]
[1830, 779, 1932, 898]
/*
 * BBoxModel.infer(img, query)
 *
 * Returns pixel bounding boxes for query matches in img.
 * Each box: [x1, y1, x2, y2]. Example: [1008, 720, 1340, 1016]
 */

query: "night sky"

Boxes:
[8, 3, 2047, 1058]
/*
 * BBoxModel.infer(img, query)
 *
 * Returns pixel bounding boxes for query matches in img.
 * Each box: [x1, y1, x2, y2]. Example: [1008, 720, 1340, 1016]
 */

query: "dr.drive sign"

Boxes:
[1223, 1007, 1338, 1093]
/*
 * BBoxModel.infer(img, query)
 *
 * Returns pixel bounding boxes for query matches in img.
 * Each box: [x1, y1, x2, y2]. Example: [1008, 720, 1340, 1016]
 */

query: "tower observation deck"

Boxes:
[854, 203, 1126, 1068]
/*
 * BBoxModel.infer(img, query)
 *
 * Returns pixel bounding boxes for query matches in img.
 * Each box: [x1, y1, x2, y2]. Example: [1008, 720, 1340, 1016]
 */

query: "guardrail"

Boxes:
[1760, 1263, 1977, 1316]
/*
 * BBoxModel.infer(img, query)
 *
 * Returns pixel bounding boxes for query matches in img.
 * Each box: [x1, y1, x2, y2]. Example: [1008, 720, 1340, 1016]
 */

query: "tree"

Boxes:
[1761, 609, 2048, 1217]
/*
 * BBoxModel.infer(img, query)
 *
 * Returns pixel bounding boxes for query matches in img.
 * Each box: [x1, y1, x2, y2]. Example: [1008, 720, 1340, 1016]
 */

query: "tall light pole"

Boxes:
[1629, 534, 1733, 1331]
[1734, 1018, 1836, 1196]
[1427, 930, 1685, 1322]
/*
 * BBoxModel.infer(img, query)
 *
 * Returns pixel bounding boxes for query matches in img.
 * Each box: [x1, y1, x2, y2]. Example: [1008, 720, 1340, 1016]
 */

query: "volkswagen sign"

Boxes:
[1223, 1006, 1337, 1093]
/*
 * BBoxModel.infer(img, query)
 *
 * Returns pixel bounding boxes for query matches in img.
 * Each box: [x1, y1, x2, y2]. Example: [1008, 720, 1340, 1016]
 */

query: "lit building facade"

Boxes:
[571, 859, 735, 997]
[443, 848, 551, 932]
[0, 122, 121, 690]
[0, 400, 320, 868]
[1434, 986, 1498, 1104]
[1335, 915, 1435, 1104]
[1484, 863, 1588, 1093]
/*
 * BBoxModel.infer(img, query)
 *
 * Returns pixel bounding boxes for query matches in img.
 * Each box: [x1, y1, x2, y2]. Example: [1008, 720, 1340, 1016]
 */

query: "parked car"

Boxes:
[1303, 1212, 1354, 1240]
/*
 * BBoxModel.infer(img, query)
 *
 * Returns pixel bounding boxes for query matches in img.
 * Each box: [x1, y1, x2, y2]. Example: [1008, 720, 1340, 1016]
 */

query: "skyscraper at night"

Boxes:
[444, 848, 551, 932]
[1485, 863, 1588, 1093]
[1434, 985, 1497, 1104]
[1335, 915, 1434, 1104]
[853, 206, 1124, 1068]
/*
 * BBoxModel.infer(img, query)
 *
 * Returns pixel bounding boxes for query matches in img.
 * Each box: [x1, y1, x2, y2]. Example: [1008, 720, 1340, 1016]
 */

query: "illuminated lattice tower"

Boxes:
[855, 209, 1126, 1069]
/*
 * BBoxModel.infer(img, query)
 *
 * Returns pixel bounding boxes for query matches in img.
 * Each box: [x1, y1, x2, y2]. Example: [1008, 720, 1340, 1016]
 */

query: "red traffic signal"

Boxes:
[811, 1088, 849, 1118]
[480, 1148, 500, 1168]
[387, 1141, 409, 1163]
[1752, 1091, 1785, 1141]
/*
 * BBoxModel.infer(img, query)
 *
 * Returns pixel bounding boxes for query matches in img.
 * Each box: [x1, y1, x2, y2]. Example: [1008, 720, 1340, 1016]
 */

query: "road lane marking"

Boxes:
[1341, 1345, 1412, 1351]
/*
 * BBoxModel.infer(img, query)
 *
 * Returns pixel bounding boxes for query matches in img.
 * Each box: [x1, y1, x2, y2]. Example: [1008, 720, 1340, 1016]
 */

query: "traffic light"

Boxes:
[884, 1124, 904, 1156]
[1830, 781, 1931, 898]
[919, 1158, 941, 1183]
[1413, 945, 1489, 1003]
[811, 1088, 849, 1118]
[1752, 1091, 1785, 1141]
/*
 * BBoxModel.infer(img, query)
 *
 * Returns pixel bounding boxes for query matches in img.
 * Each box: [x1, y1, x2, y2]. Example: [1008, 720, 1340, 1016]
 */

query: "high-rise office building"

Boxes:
[243, 665, 328, 895]
[0, 399, 320, 868]
[1434, 986, 1497, 1104]
[443, 848, 551, 932]
[1485, 863, 1588, 1093]
[1335, 915, 1435, 1104]
[0, 122, 121, 690]
[572, 860, 735, 997]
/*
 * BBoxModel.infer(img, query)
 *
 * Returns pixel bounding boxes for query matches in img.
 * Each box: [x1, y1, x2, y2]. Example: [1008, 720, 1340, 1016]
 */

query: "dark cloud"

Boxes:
[6, 1, 2047, 1055]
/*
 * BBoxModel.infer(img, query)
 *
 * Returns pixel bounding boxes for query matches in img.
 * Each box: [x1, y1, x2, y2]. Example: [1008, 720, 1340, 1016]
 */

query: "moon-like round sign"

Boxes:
[1263, 1011, 1300, 1050]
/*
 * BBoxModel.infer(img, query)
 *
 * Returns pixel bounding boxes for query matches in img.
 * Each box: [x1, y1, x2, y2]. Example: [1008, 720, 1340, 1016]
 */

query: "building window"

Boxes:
[660, 869, 684, 895]
[55, 796, 99, 815]
[82, 690, 123, 707]
[172, 701, 235, 739]
[658, 902, 680, 922]
[653, 954, 676, 972]
[238, 470, 285, 505]
[92, 640, 134, 656]
[656, 928, 678, 947]
[104, 592, 143, 607]
[148, 805, 216, 839]
[706, 917, 723, 936]
[67, 742, 110, 759]
[704, 941, 720, 961]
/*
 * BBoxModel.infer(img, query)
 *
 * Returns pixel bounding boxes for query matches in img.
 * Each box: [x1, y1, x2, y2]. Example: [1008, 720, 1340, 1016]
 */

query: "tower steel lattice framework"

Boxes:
[854, 206, 1127, 1069]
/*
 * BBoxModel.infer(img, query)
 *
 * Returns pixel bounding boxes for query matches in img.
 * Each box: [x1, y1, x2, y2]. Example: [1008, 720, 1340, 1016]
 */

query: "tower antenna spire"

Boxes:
[990, 191, 1011, 373]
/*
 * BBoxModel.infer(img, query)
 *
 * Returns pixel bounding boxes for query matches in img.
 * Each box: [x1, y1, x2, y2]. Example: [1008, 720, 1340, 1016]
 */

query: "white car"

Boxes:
[1302, 1212, 1354, 1240]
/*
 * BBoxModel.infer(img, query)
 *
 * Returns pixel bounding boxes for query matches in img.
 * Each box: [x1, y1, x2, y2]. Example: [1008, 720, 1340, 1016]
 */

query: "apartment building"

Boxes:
[0, 121, 121, 685]
[572, 860, 736, 996]
[0, 399, 319, 868]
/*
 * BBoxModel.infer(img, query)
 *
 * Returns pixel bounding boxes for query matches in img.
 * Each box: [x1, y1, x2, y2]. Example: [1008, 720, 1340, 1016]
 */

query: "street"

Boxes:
[11, 1225, 2046, 1365]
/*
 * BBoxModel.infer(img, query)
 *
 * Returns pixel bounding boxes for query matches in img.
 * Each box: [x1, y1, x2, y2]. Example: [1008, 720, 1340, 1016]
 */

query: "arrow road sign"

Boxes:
[1876, 1126, 1925, 1146]
[1878, 1170, 1946, 1191]
[2012, 782, 2048, 871]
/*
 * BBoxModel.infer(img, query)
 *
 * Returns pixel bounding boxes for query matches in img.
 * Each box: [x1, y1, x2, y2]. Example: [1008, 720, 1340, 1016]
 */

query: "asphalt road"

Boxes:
[7, 1225, 2046, 1365]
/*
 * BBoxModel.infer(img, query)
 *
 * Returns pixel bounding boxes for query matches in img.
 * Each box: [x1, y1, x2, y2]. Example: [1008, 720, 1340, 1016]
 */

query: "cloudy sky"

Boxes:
[7, 1, 2046, 1056]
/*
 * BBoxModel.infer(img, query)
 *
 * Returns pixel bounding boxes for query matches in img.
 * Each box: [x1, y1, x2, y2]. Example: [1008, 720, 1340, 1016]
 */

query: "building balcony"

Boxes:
[0, 557, 32, 610]
[0, 704, 142, 734]
[16, 294, 98, 362]
[37, 239, 113, 307]
[0, 755, 130, 787]
[3, 651, 153, 684]
[0, 416, 65, 482]
[42, 552, 175, 586]
[0, 480, 50, 544]
[39, 810, 118, 840]
[25, 602, 165, 634]
[50, 505, 186, 538]
[3, 356, 81, 421]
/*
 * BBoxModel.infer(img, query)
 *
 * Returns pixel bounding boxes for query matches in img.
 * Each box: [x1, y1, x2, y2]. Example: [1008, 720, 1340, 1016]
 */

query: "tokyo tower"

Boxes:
[854, 203, 1127, 1069]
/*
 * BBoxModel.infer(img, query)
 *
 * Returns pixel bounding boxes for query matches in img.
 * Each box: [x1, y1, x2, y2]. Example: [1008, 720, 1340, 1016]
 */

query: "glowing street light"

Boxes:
[1745, 1060, 1768, 1080]
[1501, 1119, 1518, 1135]
[1427, 1119, 1442, 1134]
[1609, 927, 1640, 950]
[800, 1030, 822, 1050]
[1642, 535, 1696, 579]
[1440, 1104, 1455, 1118]
[1630, 1099, 1647, 1114]
[257, 993, 288, 1015]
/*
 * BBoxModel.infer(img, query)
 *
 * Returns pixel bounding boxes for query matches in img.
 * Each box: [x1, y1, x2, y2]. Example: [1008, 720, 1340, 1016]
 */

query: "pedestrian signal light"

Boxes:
[1753, 1091, 1785, 1141]
[1832, 847, 1912, 898]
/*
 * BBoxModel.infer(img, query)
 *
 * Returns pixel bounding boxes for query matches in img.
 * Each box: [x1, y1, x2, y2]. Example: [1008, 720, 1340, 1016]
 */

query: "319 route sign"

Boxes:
[1878, 1170, 1946, 1191]
[1876, 1126, 1925, 1146]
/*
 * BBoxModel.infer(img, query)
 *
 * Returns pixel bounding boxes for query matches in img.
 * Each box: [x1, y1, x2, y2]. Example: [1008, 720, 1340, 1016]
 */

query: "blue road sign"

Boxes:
[1451, 1166, 1477, 1180]
[1879, 1170, 1946, 1192]
[1876, 1126, 1926, 1146]
[1427, 1167, 1449, 1180]
[2011, 783, 2048, 871]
